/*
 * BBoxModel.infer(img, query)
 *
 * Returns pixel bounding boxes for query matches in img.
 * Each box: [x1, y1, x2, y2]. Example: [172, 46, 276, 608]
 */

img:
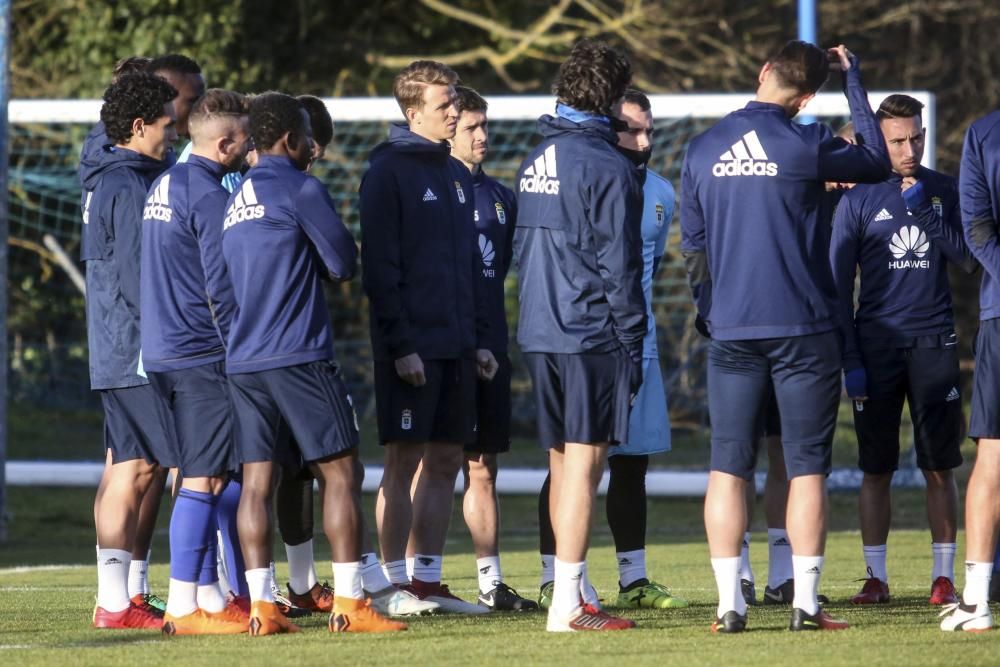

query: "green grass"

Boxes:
[0, 486, 997, 665]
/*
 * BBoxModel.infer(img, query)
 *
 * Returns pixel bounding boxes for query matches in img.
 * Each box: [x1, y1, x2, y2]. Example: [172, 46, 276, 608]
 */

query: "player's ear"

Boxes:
[758, 62, 771, 86]
[131, 117, 145, 140]
[405, 105, 420, 126]
[285, 130, 298, 151]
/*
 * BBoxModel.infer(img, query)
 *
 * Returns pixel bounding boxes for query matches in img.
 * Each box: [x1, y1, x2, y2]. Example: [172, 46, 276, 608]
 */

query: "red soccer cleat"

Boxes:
[287, 581, 335, 613]
[93, 603, 164, 630]
[789, 607, 849, 631]
[546, 603, 636, 632]
[929, 577, 959, 605]
[851, 576, 890, 604]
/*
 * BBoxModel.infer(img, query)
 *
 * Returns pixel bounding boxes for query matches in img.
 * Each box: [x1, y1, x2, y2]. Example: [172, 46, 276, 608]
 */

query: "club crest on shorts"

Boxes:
[455, 181, 466, 204]
[931, 196, 943, 217]
[401, 409, 413, 431]
[655, 203, 665, 227]
[495, 202, 506, 225]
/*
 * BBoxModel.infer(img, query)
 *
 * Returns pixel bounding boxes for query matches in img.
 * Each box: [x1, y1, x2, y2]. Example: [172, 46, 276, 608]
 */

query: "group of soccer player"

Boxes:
[75, 34, 1000, 638]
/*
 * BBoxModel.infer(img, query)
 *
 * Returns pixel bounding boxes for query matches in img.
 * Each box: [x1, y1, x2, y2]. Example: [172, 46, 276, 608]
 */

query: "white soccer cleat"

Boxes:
[406, 581, 490, 614]
[939, 601, 993, 632]
[368, 586, 440, 617]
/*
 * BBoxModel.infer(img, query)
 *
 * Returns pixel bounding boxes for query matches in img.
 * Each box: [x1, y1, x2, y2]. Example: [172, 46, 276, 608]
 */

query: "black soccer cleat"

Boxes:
[478, 582, 540, 612]
[710, 610, 748, 634]
[789, 607, 848, 631]
[741, 579, 757, 606]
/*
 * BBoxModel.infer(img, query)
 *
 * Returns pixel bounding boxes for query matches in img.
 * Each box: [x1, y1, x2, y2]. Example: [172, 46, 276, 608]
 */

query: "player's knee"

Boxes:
[422, 445, 464, 478]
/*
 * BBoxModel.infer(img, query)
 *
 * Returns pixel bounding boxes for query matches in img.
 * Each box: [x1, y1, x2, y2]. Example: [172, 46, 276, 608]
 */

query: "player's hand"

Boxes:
[476, 349, 498, 381]
[844, 367, 868, 401]
[827, 45, 855, 72]
[694, 314, 711, 339]
[395, 353, 426, 387]
[900, 176, 918, 193]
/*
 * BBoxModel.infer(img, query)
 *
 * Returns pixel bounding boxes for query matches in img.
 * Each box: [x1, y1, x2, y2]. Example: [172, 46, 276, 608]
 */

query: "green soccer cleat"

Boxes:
[616, 579, 689, 609]
[538, 581, 554, 610]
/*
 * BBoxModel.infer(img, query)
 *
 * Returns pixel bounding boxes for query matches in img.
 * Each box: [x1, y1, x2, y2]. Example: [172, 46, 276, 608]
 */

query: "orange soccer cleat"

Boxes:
[248, 600, 300, 636]
[328, 597, 408, 633]
[287, 581, 335, 613]
[162, 608, 247, 636]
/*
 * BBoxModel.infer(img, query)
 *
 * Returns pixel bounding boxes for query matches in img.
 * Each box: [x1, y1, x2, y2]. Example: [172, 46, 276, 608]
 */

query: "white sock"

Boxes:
[405, 556, 415, 579]
[739, 533, 754, 582]
[540, 555, 555, 586]
[383, 559, 409, 586]
[128, 559, 148, 599]
[552, 558, 584, 616]
[616, 549, 647, 588]
[332, 561, 364, 600]
[216, 531, 232, 594]
[932, 542, 957, 582]
[285, 540, 318, 595]
[246, 567, 275, 603]
[412, 554, 442, 584]
[476, 556, 503, 594]
[165, 578, 198, 617]
[792, 555, 824, 615]
[766, 529, 793, 588]
[580, 562, 600, 608]
[711, 556, 746, 618]
[97, 548, 132, 612]
[361, 552, 391, 592]
[863, 544, 888, 582]
[197, 582, 227, 613]
[963, 561, 992, 605]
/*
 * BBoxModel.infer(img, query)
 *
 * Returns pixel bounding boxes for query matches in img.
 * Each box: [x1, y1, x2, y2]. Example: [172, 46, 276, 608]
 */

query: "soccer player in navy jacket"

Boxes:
[939, 106, 1000, 631]
[360, 61, 497, 615]
[831, 94, 971, 609]
[81, 72, 177, 630]
[222, 93, 405, 634]
[141, 89, 251, 635]
[515, 40, 645, 632]
[681, 41, 890, 633]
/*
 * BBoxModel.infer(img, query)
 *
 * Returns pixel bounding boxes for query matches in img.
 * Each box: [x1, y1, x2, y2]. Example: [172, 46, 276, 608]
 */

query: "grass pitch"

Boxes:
[0, 487, 997, 665]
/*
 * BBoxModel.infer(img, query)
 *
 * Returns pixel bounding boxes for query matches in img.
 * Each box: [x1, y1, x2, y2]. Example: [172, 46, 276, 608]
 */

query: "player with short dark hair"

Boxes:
[681, 41, 890, 633]
[141, 89, 252, 635]
[361, 61, 498, 615]
[516, 39, 645, 632]
[832, 93, 970, 608]
[82, 72, 178, 630]
[147, 54, 205, 139]
[223, 92, 405, 635]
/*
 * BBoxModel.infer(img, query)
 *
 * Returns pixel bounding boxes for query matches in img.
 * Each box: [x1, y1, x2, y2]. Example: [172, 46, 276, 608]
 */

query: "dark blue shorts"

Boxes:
[970, 318, 1000, 440]
[466, 353, 512, 455]
[523, 349, 633, 450]
[853, 337, 963, 473]
[229, 360, 359, 465]
[374, 358, 477, 445]
[708, 331, 840, 480]
[100, 383, 177, 467]
[149, 362, 235, 478]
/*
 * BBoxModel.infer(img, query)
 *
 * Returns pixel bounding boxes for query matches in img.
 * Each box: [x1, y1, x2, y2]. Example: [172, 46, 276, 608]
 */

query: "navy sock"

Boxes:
[199, 499, 221, 585]
[217, 477, 248, 596]
[169, 488, 219, 583]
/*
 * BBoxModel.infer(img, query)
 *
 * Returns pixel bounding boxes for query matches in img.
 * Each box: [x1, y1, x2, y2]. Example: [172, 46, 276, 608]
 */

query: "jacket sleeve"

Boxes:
[191, 191, 236, 346]
[296, 177, 358, 282]
[590, 163, 647, 361]
[360, 164, 415, 359]
[960, 124, 1000, 281]
[902, 180, 975, 272]
[111, 180, 145, 320]
[816, 60, 891, 184]
[829, 194, 862, 371]
[679, 156, 712, 324]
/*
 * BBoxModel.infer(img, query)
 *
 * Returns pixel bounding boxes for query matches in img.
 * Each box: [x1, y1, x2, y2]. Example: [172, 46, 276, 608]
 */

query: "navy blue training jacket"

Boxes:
[140, 154, 235, 372]
[830, 168, 969, 369]
[472, 169, 517, 354]
[960, 110, 1000, 321]
[221, 155, 358, 374]
[680, 62, 891, 341]
[80, 145, 170, 389]
[359, 124, 486, 362]
[513, 114, 646, 360]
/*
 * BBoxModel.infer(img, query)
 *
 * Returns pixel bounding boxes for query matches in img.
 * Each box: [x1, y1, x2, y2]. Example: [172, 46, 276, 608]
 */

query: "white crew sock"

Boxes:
[332, 561, 364, 600]
[963, 561, 992, 605]
[711, 556, 746, 618]
[580, 562, 600, 608]
[165, 578, 198, 618]
[863, 544, 888, 582]
[476, 556, 503, 594]
[766, 529, 793, 588]
[552, 558, 585, 616]
[216, 531, 232, 594]
[540, 555, 555, 587]
[197, 582, 227, 613]
[97, 548, 132, 612]
[411, 554, 442, 584]
[792, 555, 824, 615]
[383, 559, 409, 586]
[616, 549, 647, 588]
[245, 567, 275, 603]
[286, 540, 319, 595]
[932, 542, 957, 582]
[128, 559, 149, 599]
[405, 557, 415, 579]
[361, 552, 391, 592]
[739, 533, 754, 582]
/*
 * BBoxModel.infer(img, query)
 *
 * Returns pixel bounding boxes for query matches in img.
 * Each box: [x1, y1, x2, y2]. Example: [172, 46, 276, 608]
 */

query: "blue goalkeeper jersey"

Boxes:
[640, 169, 673, 359]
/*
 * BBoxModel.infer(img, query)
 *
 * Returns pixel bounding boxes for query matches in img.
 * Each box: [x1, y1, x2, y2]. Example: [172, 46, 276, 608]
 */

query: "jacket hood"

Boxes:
[368, 123, 453, 165]
[537, 114, 620, 145]
[80, 144, 169, 190]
